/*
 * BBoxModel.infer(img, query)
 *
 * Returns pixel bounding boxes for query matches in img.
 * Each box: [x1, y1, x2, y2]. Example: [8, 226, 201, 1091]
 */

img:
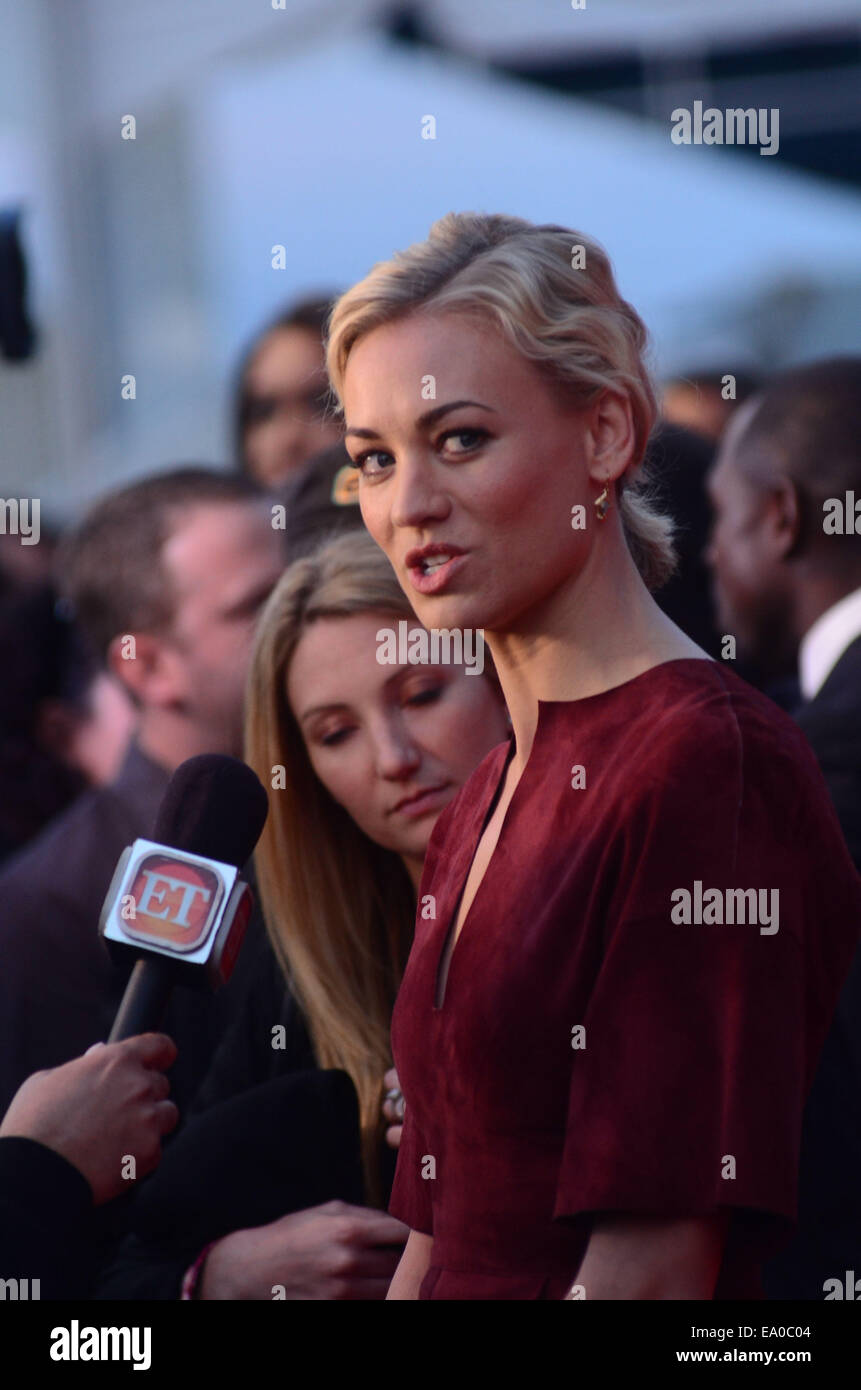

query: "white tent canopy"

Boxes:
[426, 0, 861, 60]
[72, 0, 861, 107]
[191, 31, 861, 377]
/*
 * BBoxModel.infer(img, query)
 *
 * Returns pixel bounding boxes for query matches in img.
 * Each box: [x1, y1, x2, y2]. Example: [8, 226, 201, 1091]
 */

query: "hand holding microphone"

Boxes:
[0, 756, 267, 1301]
[0, 1034, 179, 1204]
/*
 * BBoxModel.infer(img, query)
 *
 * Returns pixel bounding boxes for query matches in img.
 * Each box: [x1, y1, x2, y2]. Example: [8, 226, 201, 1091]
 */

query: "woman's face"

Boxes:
[242, 327, 342, 487]
[286, 612, 509, 882]
[341, 310, 604, 636]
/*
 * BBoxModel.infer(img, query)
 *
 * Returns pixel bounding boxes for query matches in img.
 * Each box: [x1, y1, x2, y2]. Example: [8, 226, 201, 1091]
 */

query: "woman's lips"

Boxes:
[406, 552, 468, 596]
[390, 784, 452, 820]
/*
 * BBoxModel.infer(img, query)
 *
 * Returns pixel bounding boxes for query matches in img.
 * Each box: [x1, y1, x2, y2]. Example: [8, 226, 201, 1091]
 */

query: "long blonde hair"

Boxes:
[245, 530, 423, 1203]
[324, 211, 675, 589]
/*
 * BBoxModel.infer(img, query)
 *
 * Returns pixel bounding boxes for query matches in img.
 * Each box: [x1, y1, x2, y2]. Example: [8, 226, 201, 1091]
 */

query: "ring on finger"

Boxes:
[385, 1087, 405, 1120]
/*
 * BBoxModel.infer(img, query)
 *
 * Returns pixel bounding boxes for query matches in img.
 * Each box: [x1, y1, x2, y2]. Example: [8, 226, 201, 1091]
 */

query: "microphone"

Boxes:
[99, 755, 268, 1042]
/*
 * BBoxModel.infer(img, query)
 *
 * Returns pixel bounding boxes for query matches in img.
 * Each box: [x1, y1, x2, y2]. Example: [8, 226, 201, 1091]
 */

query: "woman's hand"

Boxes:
[199, 1201, 408, 1300]
[381, 1067, 404, 1149]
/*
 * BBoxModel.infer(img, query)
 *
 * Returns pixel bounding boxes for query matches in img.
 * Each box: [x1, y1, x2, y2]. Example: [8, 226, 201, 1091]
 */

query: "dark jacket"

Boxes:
[0, 1137, 95, 1300]
[765, 635, 861, 1298]
[794, 635, 861, 870]
[95, 935, 377, 1299]
[95, 1068, 366, 1299]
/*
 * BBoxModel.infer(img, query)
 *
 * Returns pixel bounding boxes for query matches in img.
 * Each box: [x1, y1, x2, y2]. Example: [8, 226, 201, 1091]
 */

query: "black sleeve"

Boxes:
[0, 1137, 95, 1298]
[793, 703, 861, 872]
[92, 938, 322, 1300]
[764, 944, 861, 1297]
[94, 1069, 365, 1300]
[765, 694, 861, 1295]
[190, 932, 315, 1115]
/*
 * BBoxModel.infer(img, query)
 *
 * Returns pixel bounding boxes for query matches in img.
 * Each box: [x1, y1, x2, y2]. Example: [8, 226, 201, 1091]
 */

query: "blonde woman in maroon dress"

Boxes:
[324, 213, 861, 1300]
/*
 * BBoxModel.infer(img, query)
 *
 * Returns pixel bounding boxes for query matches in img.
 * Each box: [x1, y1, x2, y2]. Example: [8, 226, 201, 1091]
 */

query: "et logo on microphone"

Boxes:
[99, 837, 253, 988]
[124, 854, 220, 951]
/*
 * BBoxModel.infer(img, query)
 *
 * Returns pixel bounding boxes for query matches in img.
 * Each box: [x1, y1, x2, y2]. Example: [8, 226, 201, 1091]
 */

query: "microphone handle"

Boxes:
[108, 958, 174, 1042]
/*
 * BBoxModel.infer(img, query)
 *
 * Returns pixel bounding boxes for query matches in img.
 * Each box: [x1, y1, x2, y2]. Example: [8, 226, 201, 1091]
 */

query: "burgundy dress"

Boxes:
[388, 659, 861, 1299]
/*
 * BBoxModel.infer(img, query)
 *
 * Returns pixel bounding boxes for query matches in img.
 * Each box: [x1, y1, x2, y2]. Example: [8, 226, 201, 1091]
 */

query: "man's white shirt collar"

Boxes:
[799, 586, 861, 700]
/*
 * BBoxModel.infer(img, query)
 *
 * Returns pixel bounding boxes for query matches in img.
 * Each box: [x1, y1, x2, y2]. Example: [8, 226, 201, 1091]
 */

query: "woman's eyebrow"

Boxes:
[385, 663, 437, 688]
[344, 399, 496, 440]
[298, 702, 350, 725]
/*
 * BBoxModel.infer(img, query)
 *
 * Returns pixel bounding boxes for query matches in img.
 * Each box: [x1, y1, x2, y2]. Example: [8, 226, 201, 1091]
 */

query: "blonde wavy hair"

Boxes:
[245, 529, 440, 1203]
[324, 211, 675, 589]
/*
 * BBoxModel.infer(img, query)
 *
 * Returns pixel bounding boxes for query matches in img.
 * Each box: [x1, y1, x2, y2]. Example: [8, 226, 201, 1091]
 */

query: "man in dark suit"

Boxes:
[0, 468, 285, 1116]
[705, 357, 861, 1298]
[793, 635, 861, 869]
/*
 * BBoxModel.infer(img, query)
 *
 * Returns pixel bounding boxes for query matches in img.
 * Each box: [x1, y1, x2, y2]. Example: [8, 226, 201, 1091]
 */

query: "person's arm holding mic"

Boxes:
[0, 754, 258, 1301]
[0, 1034, 178, 1297]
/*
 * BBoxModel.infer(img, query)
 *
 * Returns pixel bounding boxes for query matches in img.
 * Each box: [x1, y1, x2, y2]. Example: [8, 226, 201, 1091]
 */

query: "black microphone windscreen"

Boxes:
[152, 754, 268, 868]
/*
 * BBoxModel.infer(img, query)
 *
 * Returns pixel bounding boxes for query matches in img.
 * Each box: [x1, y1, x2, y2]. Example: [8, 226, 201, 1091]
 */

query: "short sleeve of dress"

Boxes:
[553, 701, 859, 1266]
[388, 1101, 434, 1235]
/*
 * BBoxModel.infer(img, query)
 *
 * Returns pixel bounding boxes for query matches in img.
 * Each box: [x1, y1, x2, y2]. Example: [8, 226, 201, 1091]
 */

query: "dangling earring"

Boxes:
[594, 482, 610, 521]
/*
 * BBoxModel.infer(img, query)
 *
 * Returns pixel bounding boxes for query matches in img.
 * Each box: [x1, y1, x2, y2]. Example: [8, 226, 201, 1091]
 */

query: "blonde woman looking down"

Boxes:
[184, 528, 509, 1301]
